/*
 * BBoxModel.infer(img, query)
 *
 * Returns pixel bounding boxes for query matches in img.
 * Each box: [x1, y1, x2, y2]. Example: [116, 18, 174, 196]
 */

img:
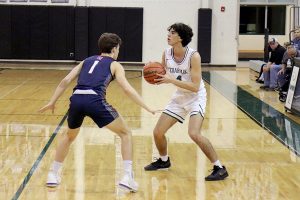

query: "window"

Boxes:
[240, 6, 265, 34]
[240, 5, 286, 35]
[268, 6, 286, 34]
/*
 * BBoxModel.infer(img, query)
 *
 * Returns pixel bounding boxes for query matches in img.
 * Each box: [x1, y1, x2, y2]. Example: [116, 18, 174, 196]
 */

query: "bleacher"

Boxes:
[238, 50, 264, 60]
[249, 60, 266, 73]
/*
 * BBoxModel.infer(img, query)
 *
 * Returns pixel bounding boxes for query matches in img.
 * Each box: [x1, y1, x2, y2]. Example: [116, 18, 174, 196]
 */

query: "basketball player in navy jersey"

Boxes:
[39, 33, 156, 192]
[144, 23, 228, 181]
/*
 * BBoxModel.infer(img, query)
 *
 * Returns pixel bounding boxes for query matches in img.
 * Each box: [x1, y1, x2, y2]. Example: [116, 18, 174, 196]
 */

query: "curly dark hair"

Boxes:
[98, 33, 122, 54]
[168, 23, 193, 47]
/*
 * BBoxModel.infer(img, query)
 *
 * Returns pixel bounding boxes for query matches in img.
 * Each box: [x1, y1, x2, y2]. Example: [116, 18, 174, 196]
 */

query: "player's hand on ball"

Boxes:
[155, 73, 173, 84]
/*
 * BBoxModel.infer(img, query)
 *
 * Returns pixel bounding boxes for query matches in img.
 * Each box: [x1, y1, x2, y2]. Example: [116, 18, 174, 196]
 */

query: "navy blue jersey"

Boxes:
[74, 55, 115, 98]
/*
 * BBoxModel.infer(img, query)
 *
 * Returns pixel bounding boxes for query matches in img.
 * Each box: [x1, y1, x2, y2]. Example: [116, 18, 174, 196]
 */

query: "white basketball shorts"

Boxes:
[163, 88, 206, 123]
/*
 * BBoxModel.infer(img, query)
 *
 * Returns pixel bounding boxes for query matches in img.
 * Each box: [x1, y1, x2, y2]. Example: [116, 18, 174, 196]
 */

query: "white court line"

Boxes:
[0, 79, 30, 99]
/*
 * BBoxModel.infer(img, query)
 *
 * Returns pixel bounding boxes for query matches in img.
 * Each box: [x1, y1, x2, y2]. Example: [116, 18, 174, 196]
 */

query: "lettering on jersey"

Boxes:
[176, 75, 182, 81]
[168, 67, 188, 74]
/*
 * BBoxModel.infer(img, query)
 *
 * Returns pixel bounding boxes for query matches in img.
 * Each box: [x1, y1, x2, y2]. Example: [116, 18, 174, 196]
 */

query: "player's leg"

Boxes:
[105, 116, 138, 192]
[144, 113, 177, 171]
[188, 114, 228, 181]
[54, 128, 81, 162]
[46, 128, 81, 187]
[188, 114, 218, 161]
[154, 113, 177, 156]
[87, 97, 137, 192]
[105, 115, 133, 161]
[46, 94, 84, 187]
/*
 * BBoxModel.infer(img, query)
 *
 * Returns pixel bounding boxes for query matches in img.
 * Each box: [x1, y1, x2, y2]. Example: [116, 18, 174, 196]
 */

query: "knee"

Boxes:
[153, 127, 164, 139]
[118, 128, 132, 138]
[65, 128, 80, 143]
[66, 133, 77, 143]
[262, 67, 268, 72]
[188, 131, 200, 142]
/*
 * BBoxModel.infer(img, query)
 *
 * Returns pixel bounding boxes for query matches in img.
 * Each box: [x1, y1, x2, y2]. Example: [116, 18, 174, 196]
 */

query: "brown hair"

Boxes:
[168, 23, 193, 47]
[98, 33, 122, 54]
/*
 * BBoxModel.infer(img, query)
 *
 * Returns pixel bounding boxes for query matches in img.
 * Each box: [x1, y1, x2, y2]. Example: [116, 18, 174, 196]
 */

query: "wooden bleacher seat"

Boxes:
[249, 60, 266, 72]
[239, 50, 264, 59]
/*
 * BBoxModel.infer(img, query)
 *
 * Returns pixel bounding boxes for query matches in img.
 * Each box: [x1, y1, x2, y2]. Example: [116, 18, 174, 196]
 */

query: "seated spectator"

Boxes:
[292, 29, 300, 50]
[277, 44, 300, 102]
[260, 38, 286, 91]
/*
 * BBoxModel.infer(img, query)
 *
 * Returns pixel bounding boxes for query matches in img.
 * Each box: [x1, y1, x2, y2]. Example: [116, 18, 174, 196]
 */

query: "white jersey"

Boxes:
[163, 47, 207, 122]
[164, 46, 205, 93]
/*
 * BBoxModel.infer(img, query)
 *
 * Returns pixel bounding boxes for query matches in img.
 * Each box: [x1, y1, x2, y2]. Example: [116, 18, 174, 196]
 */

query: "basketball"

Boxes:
[143, 62, 166, 84]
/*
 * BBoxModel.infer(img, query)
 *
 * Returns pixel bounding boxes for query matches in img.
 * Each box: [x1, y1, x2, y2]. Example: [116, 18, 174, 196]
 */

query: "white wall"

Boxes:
[210, 0, 239, 65]
[84, 0, 201, 62]
[80, 0, 239, 65]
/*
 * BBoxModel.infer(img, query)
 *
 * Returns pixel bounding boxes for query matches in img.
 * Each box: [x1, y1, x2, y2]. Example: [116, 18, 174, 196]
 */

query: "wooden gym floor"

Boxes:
[0, 65, 299, 200]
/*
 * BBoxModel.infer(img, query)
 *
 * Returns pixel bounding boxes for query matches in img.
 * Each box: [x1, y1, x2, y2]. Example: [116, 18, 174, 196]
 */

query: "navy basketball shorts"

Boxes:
[67, 94, 119, 129]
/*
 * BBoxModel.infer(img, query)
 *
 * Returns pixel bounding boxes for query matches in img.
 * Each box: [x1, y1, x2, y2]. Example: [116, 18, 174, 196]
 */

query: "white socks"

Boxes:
[213, 160, 223, 168]
[123, 160, 133, 176]
[160, 155, 169, 162]
[51, 161, 63, 173]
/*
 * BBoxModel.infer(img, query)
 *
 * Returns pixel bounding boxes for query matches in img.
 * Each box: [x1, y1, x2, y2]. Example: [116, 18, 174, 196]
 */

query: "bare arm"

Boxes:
[156, 52, 201, 92]
[278, 63, 286, 75]
[111, 61, 155, 114]
[38, 61, 84, 113]
[161, 52, 166, 67]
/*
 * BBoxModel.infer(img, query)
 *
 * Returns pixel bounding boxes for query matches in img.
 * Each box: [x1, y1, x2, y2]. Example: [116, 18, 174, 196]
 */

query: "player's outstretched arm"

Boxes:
[111, 61, 156, 115]
[38, 61, 84, 114]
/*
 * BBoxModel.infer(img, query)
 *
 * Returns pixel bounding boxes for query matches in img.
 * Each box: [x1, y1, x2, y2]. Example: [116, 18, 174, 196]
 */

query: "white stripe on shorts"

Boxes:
[73, 89, 97, 95]
[163, 109, 184, 123]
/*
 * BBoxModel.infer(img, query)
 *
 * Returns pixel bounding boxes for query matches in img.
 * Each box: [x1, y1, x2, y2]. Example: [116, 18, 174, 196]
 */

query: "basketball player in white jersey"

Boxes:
[144, 23, 228, 181]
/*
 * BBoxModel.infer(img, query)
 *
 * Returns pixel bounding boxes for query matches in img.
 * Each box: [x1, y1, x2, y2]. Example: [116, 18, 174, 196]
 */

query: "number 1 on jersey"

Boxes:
[88, 60, 99, 74]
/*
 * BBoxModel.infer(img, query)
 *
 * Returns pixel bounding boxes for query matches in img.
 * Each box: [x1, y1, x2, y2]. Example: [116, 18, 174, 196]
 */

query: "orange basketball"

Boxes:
[143, 62, 166, 84]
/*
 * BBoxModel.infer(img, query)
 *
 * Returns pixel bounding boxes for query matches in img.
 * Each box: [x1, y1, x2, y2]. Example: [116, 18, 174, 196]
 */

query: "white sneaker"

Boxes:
[46, 171, 61, 188]
[118, 173, 138, 192]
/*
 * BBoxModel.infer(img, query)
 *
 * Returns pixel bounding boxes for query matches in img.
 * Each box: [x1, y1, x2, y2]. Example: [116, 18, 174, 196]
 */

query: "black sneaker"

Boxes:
[144, 158, 171, 171]
[205, 165, 228, 181]
[256, 79, 264, 84]
[260, 85, 269, 90]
